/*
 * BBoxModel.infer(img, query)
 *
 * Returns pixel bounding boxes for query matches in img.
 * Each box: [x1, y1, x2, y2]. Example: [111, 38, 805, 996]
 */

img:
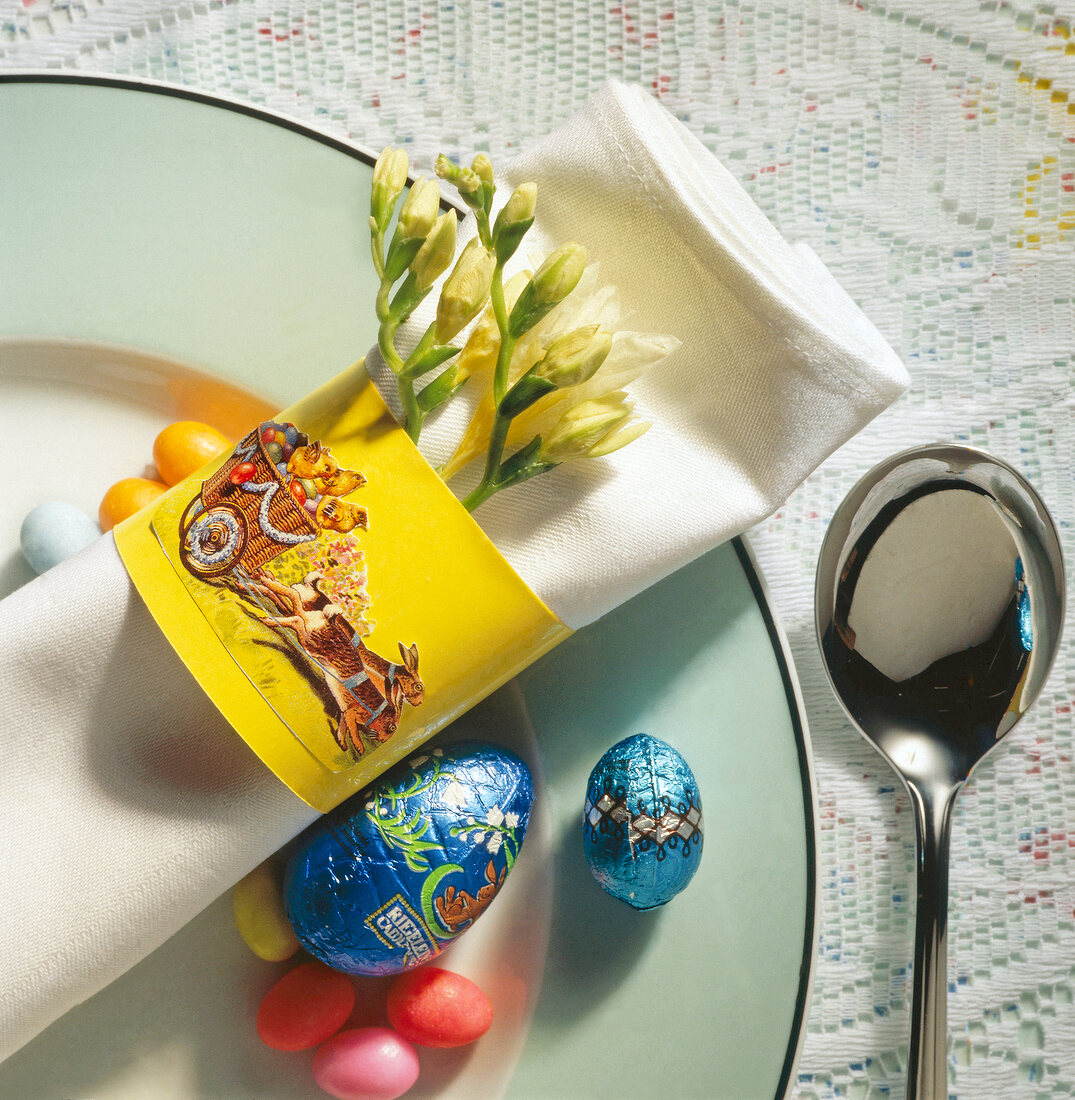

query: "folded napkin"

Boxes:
[0, 80, 908, 1061]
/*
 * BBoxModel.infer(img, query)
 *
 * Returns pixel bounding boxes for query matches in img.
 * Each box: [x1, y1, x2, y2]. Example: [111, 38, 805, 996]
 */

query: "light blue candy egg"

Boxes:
[20, 501, 100, 575]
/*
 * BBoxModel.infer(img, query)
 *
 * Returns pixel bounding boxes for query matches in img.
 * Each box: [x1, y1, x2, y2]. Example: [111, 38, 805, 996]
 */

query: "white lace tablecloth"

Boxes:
[3, 1, 1074, 1096]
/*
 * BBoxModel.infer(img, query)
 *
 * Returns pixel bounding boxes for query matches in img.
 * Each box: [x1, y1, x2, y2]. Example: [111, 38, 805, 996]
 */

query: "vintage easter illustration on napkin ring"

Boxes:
[176, 417, 423, 763]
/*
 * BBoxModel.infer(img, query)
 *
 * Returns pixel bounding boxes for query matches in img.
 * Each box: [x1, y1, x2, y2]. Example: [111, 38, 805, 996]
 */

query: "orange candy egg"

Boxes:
[153, 421, 231, 486]
[98, 477, 169, 532]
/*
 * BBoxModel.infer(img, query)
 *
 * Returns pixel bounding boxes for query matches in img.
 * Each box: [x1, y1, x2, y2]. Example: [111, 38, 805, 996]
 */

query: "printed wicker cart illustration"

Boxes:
[179, 421, 358, 579]
[175, 419, 420, 759]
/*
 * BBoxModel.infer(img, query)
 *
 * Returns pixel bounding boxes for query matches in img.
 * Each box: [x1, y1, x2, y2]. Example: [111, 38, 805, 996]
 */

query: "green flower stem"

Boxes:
[375, 286, 422, 439]
[461, 477, 498, 512]
[462, 451, 554, 512]
[475, 206, 493, 250]
[489, 264, 515, 405]
[401, 324, 437, 378]
[399, 376, 423, 442]
[375, 271, 396, 325]
[377, 316, 405, 375]
[482, 409, 511, 491]
[462, 408, 557, 511]
[463, 410, 510, 510]
[370, 225, 386, 282]
[373, 229, 435, 441]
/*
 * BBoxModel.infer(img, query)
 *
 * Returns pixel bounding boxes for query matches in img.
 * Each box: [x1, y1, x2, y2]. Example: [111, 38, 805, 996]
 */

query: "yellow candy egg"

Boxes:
[98, 477, 169, 532]
[233, 860, 300, 962]
[153, 420, 231, 487]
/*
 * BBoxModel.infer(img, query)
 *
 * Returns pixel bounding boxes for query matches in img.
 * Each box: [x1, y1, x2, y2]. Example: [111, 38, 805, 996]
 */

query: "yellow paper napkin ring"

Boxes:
[115, 362, 570, 812]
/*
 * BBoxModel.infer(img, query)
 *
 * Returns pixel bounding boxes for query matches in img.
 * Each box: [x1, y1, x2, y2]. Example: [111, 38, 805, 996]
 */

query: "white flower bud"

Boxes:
[531, 242, 587, 305]
[531, 326, 612, 389]
[508, 242, 588, 337]
[435, 153, 481, 195]
[434, 239, 496, 343]
[540, 393, 633, 464]
[371, 147, 409, 225]
[471, 153, 495, 185]
[411, 209, 458, 291]
[396, 177, 441, 242]
[586, 417, 651, 457]
[494, 182, 537, 234]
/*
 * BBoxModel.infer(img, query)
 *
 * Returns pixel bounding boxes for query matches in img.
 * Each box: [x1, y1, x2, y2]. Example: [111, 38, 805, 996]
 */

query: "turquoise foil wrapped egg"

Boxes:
[583, 734, 704, 910]
[285, 741, 533, 976]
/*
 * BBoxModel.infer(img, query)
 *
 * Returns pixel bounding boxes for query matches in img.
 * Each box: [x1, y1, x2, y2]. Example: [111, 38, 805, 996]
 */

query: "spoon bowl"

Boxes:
[815, 444, 1065, 1099]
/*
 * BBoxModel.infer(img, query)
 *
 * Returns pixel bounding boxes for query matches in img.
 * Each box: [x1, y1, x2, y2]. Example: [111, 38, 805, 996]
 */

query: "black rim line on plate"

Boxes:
[2, 71, 819, 1098]
[732, 535, 818, 1100]
[0, 71, 466, 214]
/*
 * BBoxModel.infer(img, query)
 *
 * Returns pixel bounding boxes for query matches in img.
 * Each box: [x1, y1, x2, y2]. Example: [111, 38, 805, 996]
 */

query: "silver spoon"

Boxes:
[815, 444, 1065, 1099]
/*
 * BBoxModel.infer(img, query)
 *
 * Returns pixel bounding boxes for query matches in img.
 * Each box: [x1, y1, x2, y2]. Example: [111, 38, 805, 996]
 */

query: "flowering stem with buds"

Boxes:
[369, 149, 657, 509]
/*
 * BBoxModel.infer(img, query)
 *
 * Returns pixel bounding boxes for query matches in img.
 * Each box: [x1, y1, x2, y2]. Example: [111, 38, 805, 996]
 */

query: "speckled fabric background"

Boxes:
[3, 1, 1074, 1095]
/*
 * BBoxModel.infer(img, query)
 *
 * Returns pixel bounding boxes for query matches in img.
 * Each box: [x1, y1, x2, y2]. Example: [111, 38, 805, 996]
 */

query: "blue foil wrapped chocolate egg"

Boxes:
[583, 734, 703, 910]
[285, 740, 533, 976]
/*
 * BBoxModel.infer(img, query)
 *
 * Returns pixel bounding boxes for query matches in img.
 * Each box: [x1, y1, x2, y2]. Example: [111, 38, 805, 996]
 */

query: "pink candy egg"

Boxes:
[312, 1028, 420, 1100]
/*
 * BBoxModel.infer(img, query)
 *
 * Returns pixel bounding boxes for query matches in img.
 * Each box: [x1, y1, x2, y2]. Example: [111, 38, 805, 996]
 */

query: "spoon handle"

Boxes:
[905, 783, 958, 1100]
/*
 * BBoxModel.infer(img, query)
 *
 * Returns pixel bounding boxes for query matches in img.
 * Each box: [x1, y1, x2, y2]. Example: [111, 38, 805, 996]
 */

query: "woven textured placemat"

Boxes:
[4, 1, 1074, 1095]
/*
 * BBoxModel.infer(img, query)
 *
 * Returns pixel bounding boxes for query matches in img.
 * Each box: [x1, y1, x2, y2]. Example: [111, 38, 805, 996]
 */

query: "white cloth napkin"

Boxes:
[0, 79, 908, 1062]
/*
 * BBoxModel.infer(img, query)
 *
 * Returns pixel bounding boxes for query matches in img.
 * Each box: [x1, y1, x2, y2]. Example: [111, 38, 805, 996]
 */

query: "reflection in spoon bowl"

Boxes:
[847, 488, 1019, 683]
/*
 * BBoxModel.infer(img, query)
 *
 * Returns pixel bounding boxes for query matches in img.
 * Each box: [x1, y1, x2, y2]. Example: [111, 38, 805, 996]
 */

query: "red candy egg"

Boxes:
[229, 461, 257, 485]
[261, 427, 277, 444]
[386, 966, 492, 1048]
[256, 960, 355, 1051]
[289, 480, 306, 506]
